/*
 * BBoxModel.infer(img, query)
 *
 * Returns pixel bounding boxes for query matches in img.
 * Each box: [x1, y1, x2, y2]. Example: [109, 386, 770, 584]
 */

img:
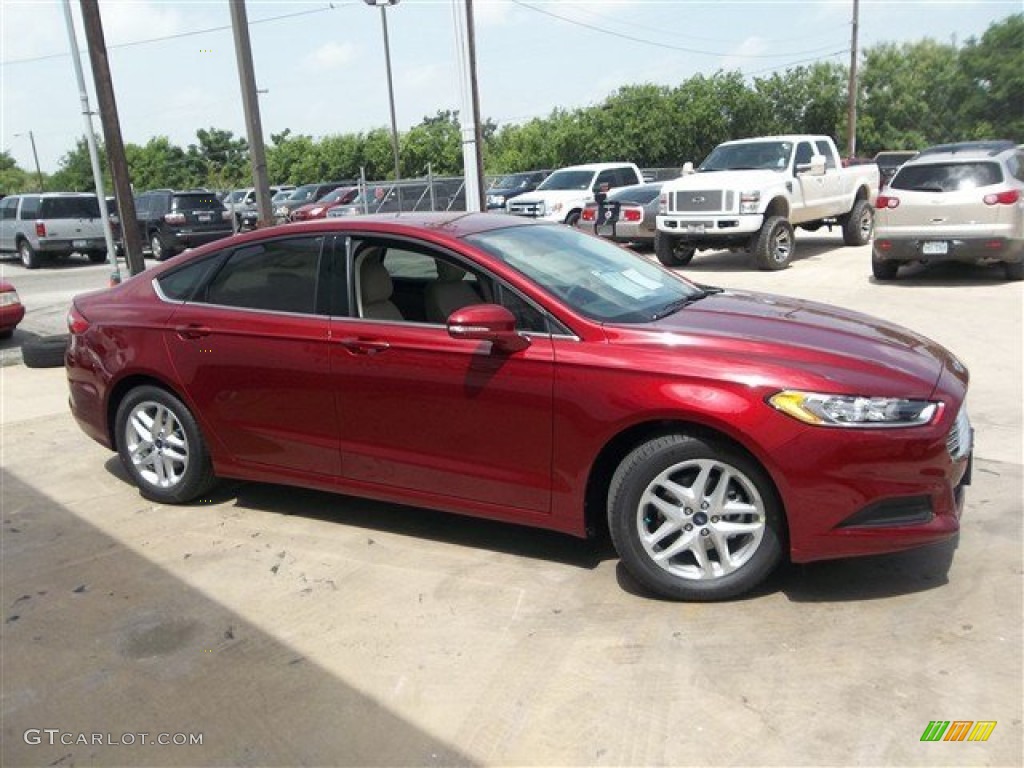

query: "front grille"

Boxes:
[946, 406, 972, 460]
[508, 200, 544, 218]
[671, 190, 731, 213]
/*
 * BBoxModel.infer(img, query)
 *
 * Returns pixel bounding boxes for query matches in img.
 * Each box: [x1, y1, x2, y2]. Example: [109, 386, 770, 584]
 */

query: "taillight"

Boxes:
[875, 239, 892, 251]
[983, 190, 1020, 206]
[875, 195, 899, 209]
[67, 305, 90, 335]
[35, 220, 47, 237]
[580, 207, 596, 222]
[164, 212, 186, 225]
[623, 207, 643, 222]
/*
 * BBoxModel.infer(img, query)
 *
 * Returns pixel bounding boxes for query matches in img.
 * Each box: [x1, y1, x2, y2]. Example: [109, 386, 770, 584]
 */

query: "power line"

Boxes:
[508, 0, 850, 58]
[0, 3, 349, 67]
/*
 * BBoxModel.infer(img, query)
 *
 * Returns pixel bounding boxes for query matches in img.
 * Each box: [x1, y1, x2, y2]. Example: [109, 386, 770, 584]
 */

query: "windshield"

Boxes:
[492, 173, 532, 190]
[465, 224, 703, 323]
[224, 190, 247, 205]
[537, 170, 594, 191]
[700, 141, 793, 172]
[288, 185, 318, 202]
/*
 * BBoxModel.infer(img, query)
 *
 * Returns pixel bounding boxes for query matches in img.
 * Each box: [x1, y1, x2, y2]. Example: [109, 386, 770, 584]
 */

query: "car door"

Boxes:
[163, 234, 340, 477]
[0, 197, 18, 251]
[813, 139, 843, 215]
[794, 140, 826, 221]
[329, 236, 555, 514]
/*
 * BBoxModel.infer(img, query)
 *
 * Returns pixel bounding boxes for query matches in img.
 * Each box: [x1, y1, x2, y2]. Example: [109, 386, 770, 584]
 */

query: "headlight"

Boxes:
[487, 194, 504, 206]
[275, 206, 287, 215]
[739, 190, 760, 214]
[309, 207, 324, 216]
[0, 291, 20, 308]
[768, 390, 939, 428]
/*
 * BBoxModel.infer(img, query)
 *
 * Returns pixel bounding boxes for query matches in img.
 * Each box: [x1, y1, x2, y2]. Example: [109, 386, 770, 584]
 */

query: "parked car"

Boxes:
[274, 182, 353, 223]
[0, 193, 108, 269]
[577, 182, 663, 246]
[485, 170, 549, 211]
[874, 150, 918, 187]
[506, 162, 644, 225]
[0, 280, 25, 338]
[134, 189, 233, 260]
[226, 186, 296, 229]
[65, 212, 972, 601]
[289, 186, 359, 222]
[872, 140, 1024, 281]
[327, 183, 433, 217]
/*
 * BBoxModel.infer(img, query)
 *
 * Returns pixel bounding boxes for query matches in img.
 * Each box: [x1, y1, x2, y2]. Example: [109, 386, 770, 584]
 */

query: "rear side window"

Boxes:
[18, 196, 41, 219]
[172, 194, 224, 212]
[202, 236, 323, 314]
[892, 162, 1003, 192]
[157, 257, 221, 301]
[2, 197, 20, 220]
[40, 196, 101, 219]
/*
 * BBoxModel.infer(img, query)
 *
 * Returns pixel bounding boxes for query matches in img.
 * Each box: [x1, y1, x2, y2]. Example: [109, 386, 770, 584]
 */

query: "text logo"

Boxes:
[920, 721, 996, 742]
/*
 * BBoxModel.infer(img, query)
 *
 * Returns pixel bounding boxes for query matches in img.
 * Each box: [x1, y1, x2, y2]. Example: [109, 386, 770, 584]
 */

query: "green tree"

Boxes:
[186, 128, 249, 188]
[48, 137, 110, 192]
[0, 151, 35, 194]
[125, 137, 191, 191]
[958, 14, 1024, 140]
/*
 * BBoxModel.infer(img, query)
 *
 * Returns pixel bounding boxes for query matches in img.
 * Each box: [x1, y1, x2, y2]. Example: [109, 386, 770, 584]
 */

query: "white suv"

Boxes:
[0, 193, 108, 269]
[506, 162, 643, 225]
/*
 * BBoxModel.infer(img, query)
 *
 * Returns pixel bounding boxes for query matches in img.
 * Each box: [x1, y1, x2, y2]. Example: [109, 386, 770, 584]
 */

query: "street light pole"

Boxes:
[365, 0, 402, 210]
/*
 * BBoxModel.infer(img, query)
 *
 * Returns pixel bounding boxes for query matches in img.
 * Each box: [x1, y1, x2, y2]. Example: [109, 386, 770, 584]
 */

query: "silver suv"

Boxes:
[0, 193, 109, 269]
[872, 140, 1024, 281]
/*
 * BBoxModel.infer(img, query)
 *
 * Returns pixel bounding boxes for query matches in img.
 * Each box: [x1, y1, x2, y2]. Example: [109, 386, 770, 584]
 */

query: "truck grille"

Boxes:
[671, 190, 732, 213]
[946, 406, 972, 460]
[508, 200, 544, 218]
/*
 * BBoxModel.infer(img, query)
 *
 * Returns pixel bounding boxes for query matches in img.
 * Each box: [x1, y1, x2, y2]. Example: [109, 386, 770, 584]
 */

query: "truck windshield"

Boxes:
[537, 170, 594, 191]
[699, 142, 793, 172]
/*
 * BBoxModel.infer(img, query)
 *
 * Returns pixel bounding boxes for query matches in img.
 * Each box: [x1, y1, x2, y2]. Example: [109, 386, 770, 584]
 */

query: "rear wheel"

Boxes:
[752, 216, 794, 270]
[1005, 261, 1023, 281]
[115, 385, 217, 503]
[18, 240, 39, 269]
[608, 434, 783, 601]
[88, 251, 107, 264]
[872, 255, 899, 281]
[564, 210, 581, 227]
[842, 200, 874, 246]
[149, 232, 169, 261]
[655, 232, 696, 267]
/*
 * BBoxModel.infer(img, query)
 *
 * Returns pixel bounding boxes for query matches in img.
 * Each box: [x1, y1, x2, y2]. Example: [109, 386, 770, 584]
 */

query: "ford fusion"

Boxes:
[65, 213, 972, 600]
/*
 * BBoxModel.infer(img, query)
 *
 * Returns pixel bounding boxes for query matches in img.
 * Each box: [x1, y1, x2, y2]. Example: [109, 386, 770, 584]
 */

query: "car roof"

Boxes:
[913, 140, 1017, 162]
[551, 162, 636, 172]
[239, 211, 540, 242]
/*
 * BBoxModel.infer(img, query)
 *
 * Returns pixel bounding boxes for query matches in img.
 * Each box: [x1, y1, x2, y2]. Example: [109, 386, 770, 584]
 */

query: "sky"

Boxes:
[0, 0, 1019, 175]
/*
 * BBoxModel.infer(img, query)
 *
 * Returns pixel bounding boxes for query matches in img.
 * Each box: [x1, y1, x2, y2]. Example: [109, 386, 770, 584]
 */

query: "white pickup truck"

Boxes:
[655, 135, 879, 270]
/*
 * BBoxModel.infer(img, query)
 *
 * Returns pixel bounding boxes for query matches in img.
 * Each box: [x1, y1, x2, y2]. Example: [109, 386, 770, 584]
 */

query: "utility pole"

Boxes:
[465, 0, 485, 212]
[14, 132, 44, 191]
[61, 0, 120, 285]
[229, 0, 272, 227]
[80, 0, 145, 276]
[846, 0, 860, 160]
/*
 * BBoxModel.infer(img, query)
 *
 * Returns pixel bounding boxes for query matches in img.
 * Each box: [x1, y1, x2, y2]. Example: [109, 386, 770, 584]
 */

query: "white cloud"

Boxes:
[473, 0, 514, 28]
[303, 42, 357, 71]
[719, 36, 770, 72]
[97, 0, 188, 46]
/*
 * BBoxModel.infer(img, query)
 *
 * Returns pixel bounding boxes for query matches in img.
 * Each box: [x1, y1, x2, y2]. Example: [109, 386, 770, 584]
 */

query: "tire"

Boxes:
[1005, 261, 1024, 281]
[607, 434, 783, 601]
[842, 199, 874, 246]
[150, 232, 169, 261]
[872, 255, 899, 281]
[655, 232, 696, 267]
[114, 385, 217, 504]
[18, 239, 40, 270]
[751, 216, 794, 271]
[0, 329, 13, 341]
[21, 335, 69, 369]
[564, 210, 581, 227]
[88, 251, 108, 264]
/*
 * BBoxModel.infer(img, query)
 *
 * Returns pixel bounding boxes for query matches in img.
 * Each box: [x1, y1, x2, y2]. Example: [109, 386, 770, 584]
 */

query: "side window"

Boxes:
[616, 167, 640, 187]
[157, 256, 222, 301]
[494, 283, 550, 335]
[201, 236, 323, 314]
[0, 197, 17, 221]
[135, 196, 151, 218]
[18, 196, 41, 219]
[794, 142, 815, 170]
[814, 141, 837, 169]
[594, 170, 617, 191]
[1010, 153, 1024, 182]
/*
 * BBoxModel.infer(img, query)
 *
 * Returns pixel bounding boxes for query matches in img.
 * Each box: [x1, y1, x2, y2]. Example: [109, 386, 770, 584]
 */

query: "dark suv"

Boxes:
[485, 170, 549, 210]
[134, 190, 233, 260]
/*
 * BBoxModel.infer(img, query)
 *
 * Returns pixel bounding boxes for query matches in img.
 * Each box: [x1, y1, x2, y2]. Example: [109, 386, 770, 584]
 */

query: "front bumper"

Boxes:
[657, 213, 764, 239]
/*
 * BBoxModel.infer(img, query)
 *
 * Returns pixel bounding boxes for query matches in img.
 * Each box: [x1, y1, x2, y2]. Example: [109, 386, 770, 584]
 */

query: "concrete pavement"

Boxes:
[2, 235, 1022, 766]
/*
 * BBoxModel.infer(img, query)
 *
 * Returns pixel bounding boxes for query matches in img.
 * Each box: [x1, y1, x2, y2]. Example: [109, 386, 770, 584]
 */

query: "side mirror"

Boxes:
[798, 155, 827, 176]
[682, 162, 695, 175]
[447, 304, 530, 353]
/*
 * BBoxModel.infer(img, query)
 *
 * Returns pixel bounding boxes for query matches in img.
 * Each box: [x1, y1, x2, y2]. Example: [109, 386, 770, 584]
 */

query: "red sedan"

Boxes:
[0, 280, 26, 338]
[65, 213, 971, 600]
[288, 186, 358, 222]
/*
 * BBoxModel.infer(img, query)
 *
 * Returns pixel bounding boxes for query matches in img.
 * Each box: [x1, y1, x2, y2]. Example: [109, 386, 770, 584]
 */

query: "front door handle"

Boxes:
[175, 324, 210, 340]
[338, 337, 391, 356]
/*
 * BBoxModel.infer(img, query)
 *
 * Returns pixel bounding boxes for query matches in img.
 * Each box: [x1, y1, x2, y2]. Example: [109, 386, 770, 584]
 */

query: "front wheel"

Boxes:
[608, 434, 783, 601]
[842, 200, 874, 246]
[751, 216, 794, 271]
[115, 385, 217, 503]
[655, 232, 696, 267]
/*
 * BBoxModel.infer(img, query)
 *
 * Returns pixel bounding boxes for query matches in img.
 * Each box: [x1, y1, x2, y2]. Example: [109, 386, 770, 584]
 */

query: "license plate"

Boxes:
[596, 224, 615, 237]
[72, 239, 88, 248]
[685, 224, 705, 234]
[922, 241, 948, 255]
[197, 214, 212, 223]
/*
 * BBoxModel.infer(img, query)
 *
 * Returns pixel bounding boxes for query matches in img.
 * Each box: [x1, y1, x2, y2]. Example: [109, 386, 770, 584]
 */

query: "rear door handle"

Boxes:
[338, 337, 390, 356]
[175, 324, 211, 340]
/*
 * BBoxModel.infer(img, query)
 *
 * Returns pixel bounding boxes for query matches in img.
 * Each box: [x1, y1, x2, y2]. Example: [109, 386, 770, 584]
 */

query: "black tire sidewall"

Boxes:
[843, 199, 873, 246]
[754, 216, 794, 270]
[21, 335, 68, 368]
[19, 240, 39, 269]
[114, 385, 214, 504]
[608, 434, 783, 601]
[655, 232, 695, 267]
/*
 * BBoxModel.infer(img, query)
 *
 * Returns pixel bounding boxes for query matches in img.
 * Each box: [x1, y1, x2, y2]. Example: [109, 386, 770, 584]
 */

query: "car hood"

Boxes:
[670, 169, 785, 190]
[603, 289, 964, 399]
[514, 189, 591, 204]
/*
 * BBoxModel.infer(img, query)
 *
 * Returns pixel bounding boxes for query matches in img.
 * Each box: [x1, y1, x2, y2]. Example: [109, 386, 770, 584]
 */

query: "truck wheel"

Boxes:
[872, 255, 899, 281]
[655, 232, 696, 267]
[842, 200, 873, 246]
[752, 216, 794, 270]
[564, 210, 581, 227]
[88, 251, 108, 264]
[18, 240, 40, 270]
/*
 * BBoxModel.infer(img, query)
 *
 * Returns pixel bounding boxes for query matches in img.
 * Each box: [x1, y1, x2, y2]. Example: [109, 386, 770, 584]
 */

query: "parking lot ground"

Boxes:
[2, 233, 1022, 766]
